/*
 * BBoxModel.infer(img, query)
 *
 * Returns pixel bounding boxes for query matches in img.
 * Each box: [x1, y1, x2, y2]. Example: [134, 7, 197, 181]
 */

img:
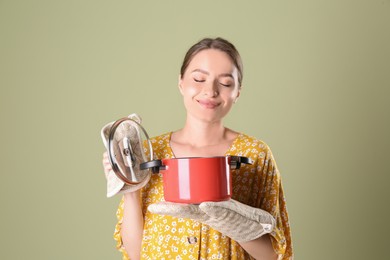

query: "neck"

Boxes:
[178, 115, 227, 147]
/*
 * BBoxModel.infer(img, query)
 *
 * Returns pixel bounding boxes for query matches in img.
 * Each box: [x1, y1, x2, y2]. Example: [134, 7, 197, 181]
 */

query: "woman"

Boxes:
[103, 37, 293, 259]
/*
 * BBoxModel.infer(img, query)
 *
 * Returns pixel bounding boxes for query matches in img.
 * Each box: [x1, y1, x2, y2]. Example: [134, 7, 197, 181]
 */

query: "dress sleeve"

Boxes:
[259, 148, 293, 260]
[113, 197, 130, 260]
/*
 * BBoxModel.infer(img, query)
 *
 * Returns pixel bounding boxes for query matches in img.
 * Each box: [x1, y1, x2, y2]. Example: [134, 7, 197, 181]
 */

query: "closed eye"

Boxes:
[220, 83, 232, 87]
[219, 80, 233, 87]
[194, 78, 205, 83]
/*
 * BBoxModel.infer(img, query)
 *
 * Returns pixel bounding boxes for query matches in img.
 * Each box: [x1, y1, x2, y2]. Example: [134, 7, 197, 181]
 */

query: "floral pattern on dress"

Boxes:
[114, 132, 293, 259]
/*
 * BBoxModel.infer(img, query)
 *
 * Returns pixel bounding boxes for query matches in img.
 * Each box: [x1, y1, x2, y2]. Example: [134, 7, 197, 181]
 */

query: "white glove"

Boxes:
[148, 199, 275, 243]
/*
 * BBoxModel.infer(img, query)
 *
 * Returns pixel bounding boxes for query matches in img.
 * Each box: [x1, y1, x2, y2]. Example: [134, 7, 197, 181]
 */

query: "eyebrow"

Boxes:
[191, 69, 234, 79]
[191, 69, 209, 75]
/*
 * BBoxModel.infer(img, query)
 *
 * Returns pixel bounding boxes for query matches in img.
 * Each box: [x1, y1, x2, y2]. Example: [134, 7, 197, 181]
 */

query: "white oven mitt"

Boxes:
[148, 199, 275, 243]
[101, 113, 151, 197]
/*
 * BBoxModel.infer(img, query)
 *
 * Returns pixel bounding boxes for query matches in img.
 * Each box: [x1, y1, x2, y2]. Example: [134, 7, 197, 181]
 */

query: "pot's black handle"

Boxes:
[230, 156, 253, 169]
[140, 160, 166, 174]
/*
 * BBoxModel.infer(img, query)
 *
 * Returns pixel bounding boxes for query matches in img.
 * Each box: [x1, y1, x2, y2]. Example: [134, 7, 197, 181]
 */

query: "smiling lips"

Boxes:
[197, 99, 220, 109]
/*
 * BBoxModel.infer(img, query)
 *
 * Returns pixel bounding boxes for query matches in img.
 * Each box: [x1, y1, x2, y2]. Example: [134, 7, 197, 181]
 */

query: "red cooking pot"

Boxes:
[140, 156, 252, 204]
[104, 115, 253, 203]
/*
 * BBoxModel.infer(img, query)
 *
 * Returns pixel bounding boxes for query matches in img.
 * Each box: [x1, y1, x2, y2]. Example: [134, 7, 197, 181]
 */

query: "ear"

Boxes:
[178, 75, 184, 95]
[234, 86, 241, 103]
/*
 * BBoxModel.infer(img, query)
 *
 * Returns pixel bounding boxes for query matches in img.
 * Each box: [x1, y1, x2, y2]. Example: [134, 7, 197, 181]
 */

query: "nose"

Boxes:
[202, 81, 219, 97]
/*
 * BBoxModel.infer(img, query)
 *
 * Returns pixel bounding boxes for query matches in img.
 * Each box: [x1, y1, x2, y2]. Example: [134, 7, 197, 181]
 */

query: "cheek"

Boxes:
[182, 85, 198, 98]
[222, 89, 239, 101]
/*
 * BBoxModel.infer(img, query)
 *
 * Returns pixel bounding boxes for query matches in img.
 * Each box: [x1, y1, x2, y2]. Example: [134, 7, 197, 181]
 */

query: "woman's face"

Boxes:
[179, 49, 241, 123]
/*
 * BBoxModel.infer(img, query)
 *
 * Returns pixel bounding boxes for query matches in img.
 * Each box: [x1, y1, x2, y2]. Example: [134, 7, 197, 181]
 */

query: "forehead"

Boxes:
[187, 49, 236, 74]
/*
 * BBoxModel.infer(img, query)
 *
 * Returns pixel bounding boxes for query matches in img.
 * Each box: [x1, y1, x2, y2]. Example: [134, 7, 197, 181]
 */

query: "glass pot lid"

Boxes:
[105, 116, 153, 185]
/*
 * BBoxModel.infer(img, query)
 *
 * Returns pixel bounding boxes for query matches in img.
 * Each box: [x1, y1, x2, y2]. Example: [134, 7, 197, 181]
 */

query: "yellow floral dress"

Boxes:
[114, 132, 293, 259]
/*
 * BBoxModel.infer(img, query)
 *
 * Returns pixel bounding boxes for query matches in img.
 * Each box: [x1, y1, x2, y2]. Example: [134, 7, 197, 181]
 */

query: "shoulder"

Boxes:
[231, 133, 277, 165]
[234, 133, 272, 153]
[234, 133, 279, 174]
[149, 132, 171, 144]
[148, 132, 172, 157]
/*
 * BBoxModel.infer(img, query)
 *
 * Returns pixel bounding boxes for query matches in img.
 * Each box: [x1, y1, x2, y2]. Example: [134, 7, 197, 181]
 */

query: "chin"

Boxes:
[185, 103, 230, 123]
[191, 111, 227, 123]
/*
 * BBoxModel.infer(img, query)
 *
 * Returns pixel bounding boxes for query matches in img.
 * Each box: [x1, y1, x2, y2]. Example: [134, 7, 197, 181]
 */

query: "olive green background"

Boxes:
[0, 0, 389, 259]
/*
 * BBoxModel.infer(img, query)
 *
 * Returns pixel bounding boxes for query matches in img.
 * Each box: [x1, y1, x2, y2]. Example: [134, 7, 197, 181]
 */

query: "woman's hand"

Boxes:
[102, 150, 127, 197]
[102, 151, 112, 179]
[102, 151, 151, 197]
